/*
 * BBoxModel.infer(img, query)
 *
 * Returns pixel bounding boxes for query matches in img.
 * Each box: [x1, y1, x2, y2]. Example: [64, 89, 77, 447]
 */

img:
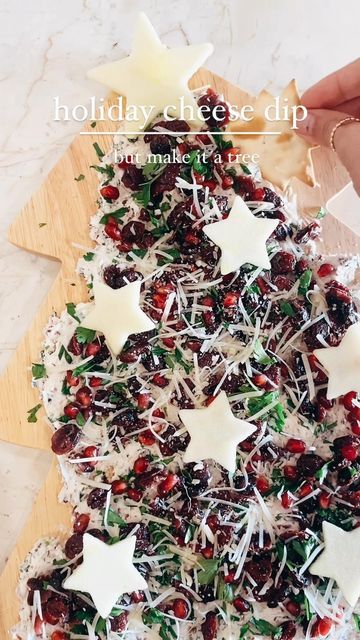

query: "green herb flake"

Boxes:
[100, 207, 128, 225]
[279, 301, 295, 317]
[316, 207, 327, 219]
[58, 345, 73, 364]
[134, 182, 151, 208]
[90, 164, 115, 180]
[66, 302, 80, 322]
[38, 222, 47, 228]
[74, 174, 85, 182]
[31, 363, 46, 380]
[157, 248, 181, 266]
[197, 557, 220, 585]
[76, 412, 86, 427]
[104, 508, 127, 527]
[90, 121, 97, 128]
[93, 142, 105, 159]
[83, 252, 94, 262]
[298, 269, 313, 296]
[253, 339, 275, 365]
[27, 404, 42, 423]
[251, 618, 280, 638]
[75, 326, 96, 344]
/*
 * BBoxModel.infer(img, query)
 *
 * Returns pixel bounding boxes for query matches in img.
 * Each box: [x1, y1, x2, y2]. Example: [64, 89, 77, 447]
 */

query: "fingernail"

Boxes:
[297, 111, 315, 136]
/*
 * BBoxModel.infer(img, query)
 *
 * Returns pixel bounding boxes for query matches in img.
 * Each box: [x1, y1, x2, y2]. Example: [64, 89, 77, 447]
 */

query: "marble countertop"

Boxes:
[1, 0, 360, 572]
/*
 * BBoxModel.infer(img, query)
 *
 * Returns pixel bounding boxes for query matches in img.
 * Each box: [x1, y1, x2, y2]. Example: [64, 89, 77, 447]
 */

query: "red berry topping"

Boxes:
[285, 600, 301, 617]
[286, 438, 306, 454]
[256, 476, 270, 494]
[233, 596, 250, 613]
[112, 479, 127, 495]
[100, 185, 119, 200]
[283, 465, 297, 480]
[127, 488, 142, 502]
[133, 457, 150, 475]
[66, 370, 80, 387]
[343, 391, 357, 411]
[105, 223, 122, 241]
[158, 473, 179, 497]
[318, 491, 331, 509]
[73, 512, 90, 534]
[341, 443, 359, 461]
[281, 492, 294, 509]
[64, 402, 79, 419]
[317, 263, 335, 278]
[85, 342, 101, 357]
[75, 386, 92, 407]
[172, 598, 190, 619]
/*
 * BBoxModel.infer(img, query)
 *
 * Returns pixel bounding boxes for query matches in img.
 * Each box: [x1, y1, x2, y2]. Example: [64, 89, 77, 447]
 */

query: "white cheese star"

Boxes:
[81, 280, 155, 356]
[309, 521, 360, 607]
[88, 12, 213, 131]
[179, 391, 256, 473]
[314, 322, 360, 399]
[203, 195, 278, 275]
[63, 534, 147, 618]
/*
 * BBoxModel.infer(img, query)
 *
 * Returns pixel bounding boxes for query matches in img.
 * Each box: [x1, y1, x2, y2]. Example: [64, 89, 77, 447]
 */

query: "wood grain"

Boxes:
[0, 68, 359, 636]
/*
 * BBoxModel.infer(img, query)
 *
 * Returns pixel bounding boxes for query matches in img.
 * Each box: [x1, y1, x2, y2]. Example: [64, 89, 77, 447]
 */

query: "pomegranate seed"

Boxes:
[223, 292, 239, 307]
[89, 376, 102, 388]
[133, 457, 150, 475]
[204, 179, 218, 191]
[105, 223, 122, 241]
[172, 598, 189, 619]
[256, 276, 271, 295]
[256, 476, 270, 494]
[318, 491, 331, 509]
[193, 170, 205, 184]
[315, 404, 327, 423]
[162, 337, 175, 349]
[68, 335, 82, 356]
[348, 408, 360, 422]
[127, 488, 142, 502]
[51, 632, 70, 640]
[34, 615, 44, 635]
[85, 342, 101, 357]
[286, 438, 306, 454]
[281, 492, 294, 509]
[152, 373, 168, 387]
[201, 611, 218, 640]
[138, 430, 156, 446]
[283, 465, 297, 480]
[298, 482, 313, 498]
[196, 133, 211, 144]
[152, 408, 165, 419]
[343, 391, 357, 411]
[317, 389, 334, 410]
[201, 295, 215, 307]
[75, 387, 92, 407]
[221, 175, 234, 189]
[317, 263, 335, 278]
[112, 479, 127, 495]
[253, 373, 267, 388]
[153, 293, 168, 309]
[296, 258, 309, 274]
[64, 402, 79, 419]
[100, 185, 119, 200]
[221, 147, 240, 162]
[137, 393, 151, 410]
[158, 473, 179, 497]
[66, 371, 79, 387]
[351, 420, 360, 435]
[285, 600, 301, 617]
[253, 187, 265, 200]
[341, 443, 358, 461]
[233, 597, 250, 613]
[83, 445, 97, 458]
[131, 591, 145, 603]
[73, 512, 90, 533]
[311, 617, 333, 637]
[201, 546, 214, 559]
[224, 570, 236, 584]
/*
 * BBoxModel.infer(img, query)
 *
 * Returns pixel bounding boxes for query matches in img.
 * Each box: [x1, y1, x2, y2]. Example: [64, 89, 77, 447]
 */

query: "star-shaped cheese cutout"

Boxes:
[179, 391, 256, 473]
[225, 80, 315, 190]
[203, 195, 278, 275]
[314, 322, 360, 399]
[82, 280, 155, 356]
[63, 534, 147, 618]
[309, 521, 360, 606]
[87, 12, 213, 131]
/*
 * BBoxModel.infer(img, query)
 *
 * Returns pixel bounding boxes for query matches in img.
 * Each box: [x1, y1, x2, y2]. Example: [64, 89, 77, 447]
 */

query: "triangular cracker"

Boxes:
[226, 80, 315, 190]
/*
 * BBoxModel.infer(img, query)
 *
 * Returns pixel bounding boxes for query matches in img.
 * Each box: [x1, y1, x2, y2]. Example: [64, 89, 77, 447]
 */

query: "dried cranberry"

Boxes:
[297, 453, 324, 477]
[43, 597, 70, 625]
[122, 220, 145, 245]
[201, 611, 218, 640]
[167, 200, 192, 230]
[103, 265, 142, 289]
[87, 488, 108, 509]
[233, 596, 250, 612]
[294, 221, 320, 244]
[51, 424, 81, 455]
[279, 621, 296, 640]
[110, 612, 129, 632]
[65, 533, 83, 559]
[68, 335, 82, 356]
[148, 134, 171, 155]
[152, 163, 181, 197]
[122, 165, 144, 190]
[263, 187, 283, 207]
[234, 175, 255, 199]
[271, 251, 296, 275]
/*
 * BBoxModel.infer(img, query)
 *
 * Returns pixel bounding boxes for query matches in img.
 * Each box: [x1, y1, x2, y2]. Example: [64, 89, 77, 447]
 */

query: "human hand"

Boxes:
[297, 58, 360, 195]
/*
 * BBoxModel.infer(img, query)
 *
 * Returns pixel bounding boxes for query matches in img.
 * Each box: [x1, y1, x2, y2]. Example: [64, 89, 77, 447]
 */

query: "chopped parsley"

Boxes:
[66, 302, 80, 322]
[31, 363, 46, 379]
[27, 404, 42, 423]
[75, 326, 96, 344]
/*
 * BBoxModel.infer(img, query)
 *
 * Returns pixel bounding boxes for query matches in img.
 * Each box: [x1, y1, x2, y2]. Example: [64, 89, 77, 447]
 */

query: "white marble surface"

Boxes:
[1, 0, 360, 572]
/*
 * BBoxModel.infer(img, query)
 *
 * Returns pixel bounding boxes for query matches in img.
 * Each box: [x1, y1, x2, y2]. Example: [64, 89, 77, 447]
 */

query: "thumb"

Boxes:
[297, 108, 360, 196]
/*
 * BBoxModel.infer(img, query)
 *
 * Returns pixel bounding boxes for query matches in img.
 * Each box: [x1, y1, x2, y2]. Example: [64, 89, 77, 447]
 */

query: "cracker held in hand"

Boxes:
[226, 80, 315, 190]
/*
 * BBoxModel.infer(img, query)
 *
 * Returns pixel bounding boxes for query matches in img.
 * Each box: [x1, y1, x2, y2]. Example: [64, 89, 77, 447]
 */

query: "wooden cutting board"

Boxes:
[0, 68, 358, 637]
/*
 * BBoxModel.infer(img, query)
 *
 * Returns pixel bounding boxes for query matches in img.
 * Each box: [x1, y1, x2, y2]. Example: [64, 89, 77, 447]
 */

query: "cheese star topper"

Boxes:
[203, 195, 278, 275]
[314, 322, 360, 399]
[179, 391, 256, 473]
[63, 534, 147, 618]
[88, 12, 213, 131]
[310, 521, 360, 606]
[82, 280, 155, 356]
